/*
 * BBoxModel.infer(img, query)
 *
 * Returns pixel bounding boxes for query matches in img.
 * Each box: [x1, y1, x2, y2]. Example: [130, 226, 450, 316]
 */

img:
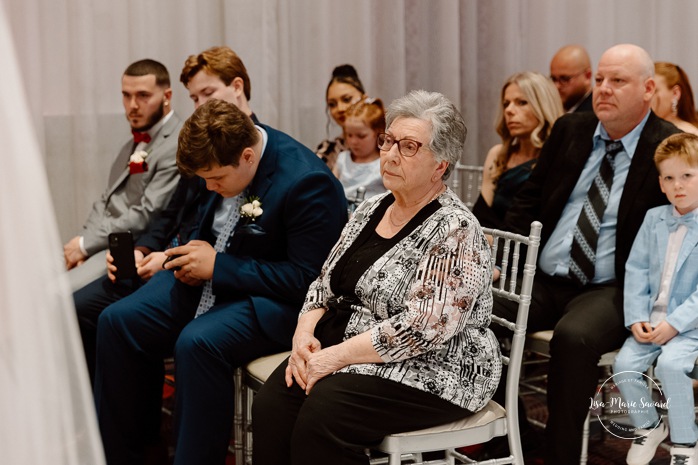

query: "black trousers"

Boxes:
[252, 361, 473, 465]
[492, 273, 627, 465]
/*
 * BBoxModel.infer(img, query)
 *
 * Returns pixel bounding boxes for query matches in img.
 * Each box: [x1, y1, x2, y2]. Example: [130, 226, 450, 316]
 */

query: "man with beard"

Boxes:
[64, 59, 183, 291]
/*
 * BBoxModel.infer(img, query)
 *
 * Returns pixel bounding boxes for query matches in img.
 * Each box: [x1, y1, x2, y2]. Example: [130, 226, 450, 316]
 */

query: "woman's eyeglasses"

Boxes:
[377, 133, 423, 157]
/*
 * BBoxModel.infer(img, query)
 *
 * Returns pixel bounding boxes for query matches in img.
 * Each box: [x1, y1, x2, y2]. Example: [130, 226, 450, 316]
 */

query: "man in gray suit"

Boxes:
[64, 59, 183, 291]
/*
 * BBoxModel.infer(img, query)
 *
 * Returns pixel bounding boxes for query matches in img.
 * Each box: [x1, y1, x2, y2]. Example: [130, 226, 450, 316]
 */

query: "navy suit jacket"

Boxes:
[193, 124, 347, 346]
[135, 176, 206, 252]
[504, 111, 680, 285]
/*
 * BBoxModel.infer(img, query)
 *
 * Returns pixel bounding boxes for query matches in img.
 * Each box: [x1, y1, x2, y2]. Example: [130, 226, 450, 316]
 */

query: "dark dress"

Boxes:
[472, 158, 536, 229]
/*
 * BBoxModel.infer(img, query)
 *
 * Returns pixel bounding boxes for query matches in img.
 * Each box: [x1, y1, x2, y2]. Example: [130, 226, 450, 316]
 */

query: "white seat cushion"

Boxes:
[246, 351, 292, 382]
[384, 401, 505, 438]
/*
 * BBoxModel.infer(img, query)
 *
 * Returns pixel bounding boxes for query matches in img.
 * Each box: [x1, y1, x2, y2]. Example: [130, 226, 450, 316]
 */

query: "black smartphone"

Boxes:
[108, 231, 137, 280]
[162, 254, 182, 271]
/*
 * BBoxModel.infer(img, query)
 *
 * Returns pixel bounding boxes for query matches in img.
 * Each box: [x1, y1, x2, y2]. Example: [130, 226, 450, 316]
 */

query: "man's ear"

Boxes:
[232, 77, 245, 95]
[240, 147, 255, 165]
[163, 87, 173, 103]
[644, 77, 656, 102]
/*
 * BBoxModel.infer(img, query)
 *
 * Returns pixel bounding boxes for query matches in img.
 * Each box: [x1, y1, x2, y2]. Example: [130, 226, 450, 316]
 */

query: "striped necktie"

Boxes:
[568, 140, 624, 286]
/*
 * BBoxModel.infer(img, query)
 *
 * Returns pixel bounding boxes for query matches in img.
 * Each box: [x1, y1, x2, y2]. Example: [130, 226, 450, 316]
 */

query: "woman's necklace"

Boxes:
[388, 204, 410, 228]
[388, 185, 446, 229]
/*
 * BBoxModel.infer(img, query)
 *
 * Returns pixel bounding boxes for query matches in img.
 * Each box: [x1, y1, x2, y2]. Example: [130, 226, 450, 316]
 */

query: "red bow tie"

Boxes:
[132, 131, 151, 144]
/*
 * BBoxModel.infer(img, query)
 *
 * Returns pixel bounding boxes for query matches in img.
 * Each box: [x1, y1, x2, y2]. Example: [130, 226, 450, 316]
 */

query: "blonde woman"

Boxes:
[473, 71, 563, 227]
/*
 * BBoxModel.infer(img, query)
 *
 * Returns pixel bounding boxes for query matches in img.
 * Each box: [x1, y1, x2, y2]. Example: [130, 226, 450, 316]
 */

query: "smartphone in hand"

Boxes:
[162, 254, 182, 271]
[108, 232, 137, 280]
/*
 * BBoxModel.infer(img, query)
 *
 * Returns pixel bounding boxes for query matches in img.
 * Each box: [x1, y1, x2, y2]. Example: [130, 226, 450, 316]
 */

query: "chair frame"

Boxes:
[451, 163, 483, 210]
[370, 221, 542, 465]
[232, 221, 542, 465]
[234, 351, 292, 465]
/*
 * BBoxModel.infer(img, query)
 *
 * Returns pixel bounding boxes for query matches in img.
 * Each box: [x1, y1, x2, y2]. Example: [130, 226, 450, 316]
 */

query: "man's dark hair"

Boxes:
[124, 59, 171, 88]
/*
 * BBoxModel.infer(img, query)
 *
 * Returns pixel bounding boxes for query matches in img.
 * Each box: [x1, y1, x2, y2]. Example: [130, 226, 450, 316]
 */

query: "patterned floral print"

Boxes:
[300, 188, 502, 412]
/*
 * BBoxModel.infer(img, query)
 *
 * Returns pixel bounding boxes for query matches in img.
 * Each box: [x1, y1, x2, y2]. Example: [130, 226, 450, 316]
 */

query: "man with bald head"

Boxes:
[550, 44, 594, 112]
[495, 44, 681, 463]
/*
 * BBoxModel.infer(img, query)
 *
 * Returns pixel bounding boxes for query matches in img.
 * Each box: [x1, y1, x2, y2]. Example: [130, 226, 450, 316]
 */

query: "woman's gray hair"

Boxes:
[385, 90, 466, 180]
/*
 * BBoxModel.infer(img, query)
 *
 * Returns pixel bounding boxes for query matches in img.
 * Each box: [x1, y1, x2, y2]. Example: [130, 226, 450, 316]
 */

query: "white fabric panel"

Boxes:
[0, 1, 106, 463]
[3, 0, 698, 262]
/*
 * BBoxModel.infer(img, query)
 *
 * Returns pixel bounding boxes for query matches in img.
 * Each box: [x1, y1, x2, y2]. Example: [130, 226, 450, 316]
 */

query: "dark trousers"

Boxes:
[93, 271, 287, 465]
[74, 274, 143, 383]
[253, 364, 473, 465]
[492, 273, 627, 465]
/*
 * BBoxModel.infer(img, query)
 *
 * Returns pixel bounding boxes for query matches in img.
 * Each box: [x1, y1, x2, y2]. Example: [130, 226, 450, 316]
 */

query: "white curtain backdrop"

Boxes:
[0, 1, 105, 464]
[0, 0, 696, 461]
[3, 0, 698, 252]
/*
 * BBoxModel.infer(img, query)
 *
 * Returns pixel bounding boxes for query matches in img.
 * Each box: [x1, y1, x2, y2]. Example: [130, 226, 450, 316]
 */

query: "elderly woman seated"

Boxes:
[252, 90, 502, 465]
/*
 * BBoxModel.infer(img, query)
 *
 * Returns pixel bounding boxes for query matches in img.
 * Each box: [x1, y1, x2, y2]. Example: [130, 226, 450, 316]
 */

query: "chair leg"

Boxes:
[243, 382, 254, 465]
[580, 412, 590, 465]
[388, 452, 401, 465]
[233, 367, 244, 465]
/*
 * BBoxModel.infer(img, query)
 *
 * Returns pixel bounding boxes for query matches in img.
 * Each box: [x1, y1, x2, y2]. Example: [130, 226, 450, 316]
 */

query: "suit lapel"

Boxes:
[199, 191, 222, 244]
[544, 115, 596, 233]
[246, 125, 278, 201]
[108, 141, 134, 188]
[675, 219, 698, 275]
[228, 125, 278, 255]
[105, 113, 182, 198]
[617, 112, 661, 229]
[655, 211, 670, 276]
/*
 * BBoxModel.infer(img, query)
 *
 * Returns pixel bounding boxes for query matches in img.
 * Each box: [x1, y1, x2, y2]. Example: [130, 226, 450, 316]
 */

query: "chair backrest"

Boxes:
[451, 163, 483, 209]
[481, 221, 542, 443]
[347, 186, 367, 216]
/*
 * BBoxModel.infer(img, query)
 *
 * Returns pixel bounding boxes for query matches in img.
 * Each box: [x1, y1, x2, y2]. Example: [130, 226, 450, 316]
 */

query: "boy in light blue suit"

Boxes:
[614, 132, 698, 465]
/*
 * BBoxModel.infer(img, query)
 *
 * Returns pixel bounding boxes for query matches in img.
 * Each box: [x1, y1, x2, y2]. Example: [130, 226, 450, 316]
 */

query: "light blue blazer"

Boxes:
[624, 205, 698, 336]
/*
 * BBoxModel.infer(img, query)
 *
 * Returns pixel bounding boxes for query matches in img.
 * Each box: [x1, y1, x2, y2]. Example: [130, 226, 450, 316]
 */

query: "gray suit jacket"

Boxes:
[81, 112, 183, 256]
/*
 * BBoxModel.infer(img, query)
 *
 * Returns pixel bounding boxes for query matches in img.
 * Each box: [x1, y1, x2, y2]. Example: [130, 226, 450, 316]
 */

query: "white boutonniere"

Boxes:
[238, 196, 265, 236]
[128, 150, 151, 174]
[240, 196, 263, 220]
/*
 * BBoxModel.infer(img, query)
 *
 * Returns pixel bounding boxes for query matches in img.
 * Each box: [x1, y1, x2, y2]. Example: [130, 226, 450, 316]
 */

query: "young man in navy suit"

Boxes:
[93, 99, 347, 465]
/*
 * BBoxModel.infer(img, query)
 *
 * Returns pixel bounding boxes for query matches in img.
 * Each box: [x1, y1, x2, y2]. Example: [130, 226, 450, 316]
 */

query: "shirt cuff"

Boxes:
[78, 236, 87, 256]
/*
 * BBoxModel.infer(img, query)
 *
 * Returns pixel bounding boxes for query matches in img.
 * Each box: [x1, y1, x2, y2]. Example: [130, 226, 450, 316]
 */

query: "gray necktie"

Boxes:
[195, 195, 244, 317]
[569, 140, 624, 286]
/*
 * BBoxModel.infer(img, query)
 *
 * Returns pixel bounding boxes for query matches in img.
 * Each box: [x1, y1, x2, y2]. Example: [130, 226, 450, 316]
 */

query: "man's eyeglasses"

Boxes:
[377, 133, 423, 157]
[550, 70, 586, 85]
